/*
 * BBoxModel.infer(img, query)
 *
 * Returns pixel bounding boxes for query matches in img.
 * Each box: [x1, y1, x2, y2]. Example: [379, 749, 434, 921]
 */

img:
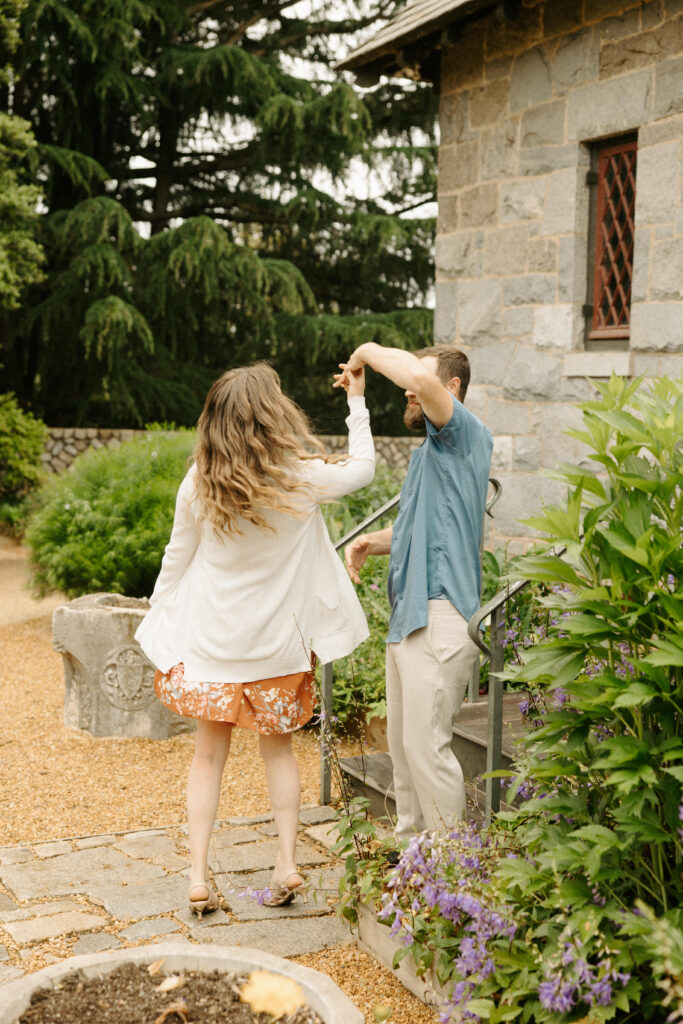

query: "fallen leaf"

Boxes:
[157, 975, 187, 993]
[147, 957, 166, 976]
[240, 970, 306, 1019]
[154, 1000, 188, 1024]
[373, 1004, 394, 1021]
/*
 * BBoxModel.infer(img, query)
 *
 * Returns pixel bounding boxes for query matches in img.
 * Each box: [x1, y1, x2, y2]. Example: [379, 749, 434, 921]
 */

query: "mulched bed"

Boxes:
[17, 963, 324, 1024]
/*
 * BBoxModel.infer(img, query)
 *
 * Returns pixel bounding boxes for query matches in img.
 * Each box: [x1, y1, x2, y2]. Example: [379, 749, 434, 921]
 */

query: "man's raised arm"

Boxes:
[333, 342, 457, 430]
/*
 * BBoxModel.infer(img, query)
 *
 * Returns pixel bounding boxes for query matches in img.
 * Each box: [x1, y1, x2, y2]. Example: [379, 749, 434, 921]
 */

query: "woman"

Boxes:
[135, 362, 374, 914]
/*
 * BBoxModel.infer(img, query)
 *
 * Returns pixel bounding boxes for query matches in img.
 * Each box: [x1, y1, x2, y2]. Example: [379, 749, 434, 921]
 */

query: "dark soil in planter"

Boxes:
[17, 963, 324, 1024]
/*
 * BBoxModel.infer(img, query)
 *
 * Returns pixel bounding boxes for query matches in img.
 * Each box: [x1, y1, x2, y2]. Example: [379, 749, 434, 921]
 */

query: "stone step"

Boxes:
[339, 693, 528, 819]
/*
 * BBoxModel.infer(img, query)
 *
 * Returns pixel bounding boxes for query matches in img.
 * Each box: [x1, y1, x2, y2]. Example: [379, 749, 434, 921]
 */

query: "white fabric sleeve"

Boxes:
[148, 471, 200, 605]
[299, 395, 375, 501]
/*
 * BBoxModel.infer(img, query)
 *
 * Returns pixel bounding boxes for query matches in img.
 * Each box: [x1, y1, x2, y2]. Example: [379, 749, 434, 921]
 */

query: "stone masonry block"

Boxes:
[502, 306, 534, 336]
[541, 168, 579, 237]
[457, 279, 502, 344]
[438, 140, 479, 192]
[521, 100, 567, 148]
[437, 195, 459, 234]
[519, 143, 583, 177]
[513, 435, 541, 471]
[568, 69, 653, 140]
[630, 302, 683, 351]
[636, 142, 679, 224]
[486, 6, 543, 60]
[551, 29, 600, 92]
[632, 226, 652, 302]
[491, 435, 512, 473]
[600, 17, 683, 79]
[485, 55, 513, 82]
[563, 351, 632, 377]
[585, 0, 643, 20]
[501, 179, 545, 222]
[480, 121, 519, 181]
[486, 398, 532, 435]
[502, 346, 563, 400]
[503, 274, 556, 305]
[463, 384, 487, 422]
[433, 281, 459, 343]
[460, 183, 499, 227]
[441, 23, 486, 93]
[599, 7, 642, 42]
[491, 472, 566, 538]
[439, 91, 475, 146]
[483, 225, 529, 276]
[650, 239, 683, 301]
[544, 0, 583, 38]
[558, 236, 589, 303]
[529, 238, 558, 272]
[469, 79, 509, 127]
[467, 340, 517, 386]
[642, 0, 665, 30]
[654, 55, 683, 119]
[533, 304, 577, 350]
[435, 230, 483, 278]
[509, 47, 552, 112]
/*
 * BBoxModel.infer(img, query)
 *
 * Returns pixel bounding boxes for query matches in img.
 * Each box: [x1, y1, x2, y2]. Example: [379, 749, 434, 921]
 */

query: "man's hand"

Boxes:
[333, 362, 365, 399]
[333, 346, 369, 393]
[345, 534, 370, 584]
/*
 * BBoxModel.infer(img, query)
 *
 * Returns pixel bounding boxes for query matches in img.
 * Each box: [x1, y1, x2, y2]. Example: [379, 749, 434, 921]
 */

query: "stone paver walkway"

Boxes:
[0, 807, 349, 984]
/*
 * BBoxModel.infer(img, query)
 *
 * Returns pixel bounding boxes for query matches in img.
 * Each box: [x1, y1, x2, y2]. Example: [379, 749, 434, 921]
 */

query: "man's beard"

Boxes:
[403, 401, 425, 432]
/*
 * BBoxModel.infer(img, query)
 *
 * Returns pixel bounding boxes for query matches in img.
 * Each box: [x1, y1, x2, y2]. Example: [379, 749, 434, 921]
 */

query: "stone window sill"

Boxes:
[563, 352, 632, 378]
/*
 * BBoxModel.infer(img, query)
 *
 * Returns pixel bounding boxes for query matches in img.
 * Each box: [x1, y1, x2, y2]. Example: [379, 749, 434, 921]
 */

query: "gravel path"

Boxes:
[0, 538, 438, 1023]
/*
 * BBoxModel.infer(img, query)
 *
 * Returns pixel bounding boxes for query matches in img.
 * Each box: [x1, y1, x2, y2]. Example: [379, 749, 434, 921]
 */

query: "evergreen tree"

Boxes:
[0, 0, 44, 317]
[4, 1, 436, 431]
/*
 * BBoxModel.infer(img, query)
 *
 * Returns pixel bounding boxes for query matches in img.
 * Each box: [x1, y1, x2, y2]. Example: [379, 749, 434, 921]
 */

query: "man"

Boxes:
[334, 342, 493, 839]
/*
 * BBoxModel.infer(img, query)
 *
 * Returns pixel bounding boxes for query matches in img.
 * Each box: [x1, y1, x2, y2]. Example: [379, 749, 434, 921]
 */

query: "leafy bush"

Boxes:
[26, 431, 195, 597]
[0, 392, 47, 534]
[322, 463, 402, 728]
[340, 374, 683, 1024]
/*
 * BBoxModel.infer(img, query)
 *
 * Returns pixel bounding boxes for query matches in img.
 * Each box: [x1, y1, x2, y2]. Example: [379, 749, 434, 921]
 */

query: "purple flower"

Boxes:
[539, 975, 577, 1012]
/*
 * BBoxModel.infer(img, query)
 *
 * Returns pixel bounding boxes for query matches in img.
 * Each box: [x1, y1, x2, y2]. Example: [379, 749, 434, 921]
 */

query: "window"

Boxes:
[585, 134, 637, 346]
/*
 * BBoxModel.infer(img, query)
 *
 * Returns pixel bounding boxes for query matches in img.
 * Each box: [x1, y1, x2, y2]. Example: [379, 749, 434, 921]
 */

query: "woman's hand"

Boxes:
[333, 362, 365, 399]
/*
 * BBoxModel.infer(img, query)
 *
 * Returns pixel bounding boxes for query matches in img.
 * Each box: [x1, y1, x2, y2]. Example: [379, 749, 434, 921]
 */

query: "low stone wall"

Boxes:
[43, 427, 422, 474]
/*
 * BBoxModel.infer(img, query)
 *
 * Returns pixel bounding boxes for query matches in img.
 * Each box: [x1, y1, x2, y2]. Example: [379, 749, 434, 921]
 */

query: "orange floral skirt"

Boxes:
[154, 662, 316, 735]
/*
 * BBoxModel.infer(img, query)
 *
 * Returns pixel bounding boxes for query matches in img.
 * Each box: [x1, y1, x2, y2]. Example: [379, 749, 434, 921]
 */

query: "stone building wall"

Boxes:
[435, 0, 683, 548]
[43, 427, 422, 475]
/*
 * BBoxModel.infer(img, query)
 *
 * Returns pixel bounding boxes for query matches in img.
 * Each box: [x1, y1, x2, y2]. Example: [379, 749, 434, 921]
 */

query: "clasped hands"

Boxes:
[332, 350, 366, 399]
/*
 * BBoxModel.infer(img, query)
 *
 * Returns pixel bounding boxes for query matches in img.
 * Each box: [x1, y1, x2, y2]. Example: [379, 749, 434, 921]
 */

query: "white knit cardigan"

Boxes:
[135, 396, 375, 682]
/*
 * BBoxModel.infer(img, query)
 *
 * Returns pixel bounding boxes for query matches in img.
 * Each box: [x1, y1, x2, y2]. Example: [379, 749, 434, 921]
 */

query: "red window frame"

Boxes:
[589, 136, 637, 341]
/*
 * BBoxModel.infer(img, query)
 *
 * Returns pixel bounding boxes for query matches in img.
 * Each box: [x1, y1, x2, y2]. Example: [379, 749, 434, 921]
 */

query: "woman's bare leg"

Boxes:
[259, 732, 302, 886]
[187, 719, 232, 895]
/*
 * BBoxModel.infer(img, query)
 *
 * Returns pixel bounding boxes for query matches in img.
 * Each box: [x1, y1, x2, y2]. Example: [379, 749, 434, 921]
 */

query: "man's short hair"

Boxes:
[414, 345, 471, 401]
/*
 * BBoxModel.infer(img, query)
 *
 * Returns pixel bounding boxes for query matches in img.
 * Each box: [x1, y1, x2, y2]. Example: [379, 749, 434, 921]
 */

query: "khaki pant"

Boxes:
[386, 599, 479, 840]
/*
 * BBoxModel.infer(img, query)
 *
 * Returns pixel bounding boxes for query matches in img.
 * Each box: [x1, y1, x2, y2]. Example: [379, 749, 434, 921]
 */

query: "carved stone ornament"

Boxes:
[101, 645, 156, 711]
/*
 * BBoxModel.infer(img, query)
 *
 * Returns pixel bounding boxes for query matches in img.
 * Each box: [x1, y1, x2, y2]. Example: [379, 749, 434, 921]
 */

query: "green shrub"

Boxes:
[26, 431, 195, 598]
[322, 463, 402, 729]
[0, 392, 47, 533]
[340, 373, 683, 1024]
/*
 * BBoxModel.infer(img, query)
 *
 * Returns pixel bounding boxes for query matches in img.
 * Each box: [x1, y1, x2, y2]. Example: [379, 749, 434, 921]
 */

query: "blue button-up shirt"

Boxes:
[386, 395, 493, 643]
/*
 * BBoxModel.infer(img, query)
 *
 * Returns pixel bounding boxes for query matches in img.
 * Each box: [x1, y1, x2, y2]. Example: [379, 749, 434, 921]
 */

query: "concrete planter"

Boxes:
[52, 593, 195, 738]
[355, 903, 449, 1008]
[0, 942, 363, 1024]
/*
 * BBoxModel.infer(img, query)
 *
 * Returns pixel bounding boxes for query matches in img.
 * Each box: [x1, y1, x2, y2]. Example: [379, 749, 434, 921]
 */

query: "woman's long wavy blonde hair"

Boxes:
[193, 363, 336, 535]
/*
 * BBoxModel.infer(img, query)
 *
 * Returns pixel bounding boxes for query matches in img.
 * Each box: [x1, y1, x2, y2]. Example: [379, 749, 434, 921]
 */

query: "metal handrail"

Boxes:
[320, 477, 503, 806]
[466, 545, 567, 820]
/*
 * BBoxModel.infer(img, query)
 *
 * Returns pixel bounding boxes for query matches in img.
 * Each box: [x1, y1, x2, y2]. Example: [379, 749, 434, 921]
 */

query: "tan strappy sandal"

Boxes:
[264, 871, 305, 907]
[188, 882, 219, 918]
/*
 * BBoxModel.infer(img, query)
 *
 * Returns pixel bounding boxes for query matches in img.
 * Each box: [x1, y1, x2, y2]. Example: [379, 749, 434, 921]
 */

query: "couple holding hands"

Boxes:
[135, 341, 493, 916]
